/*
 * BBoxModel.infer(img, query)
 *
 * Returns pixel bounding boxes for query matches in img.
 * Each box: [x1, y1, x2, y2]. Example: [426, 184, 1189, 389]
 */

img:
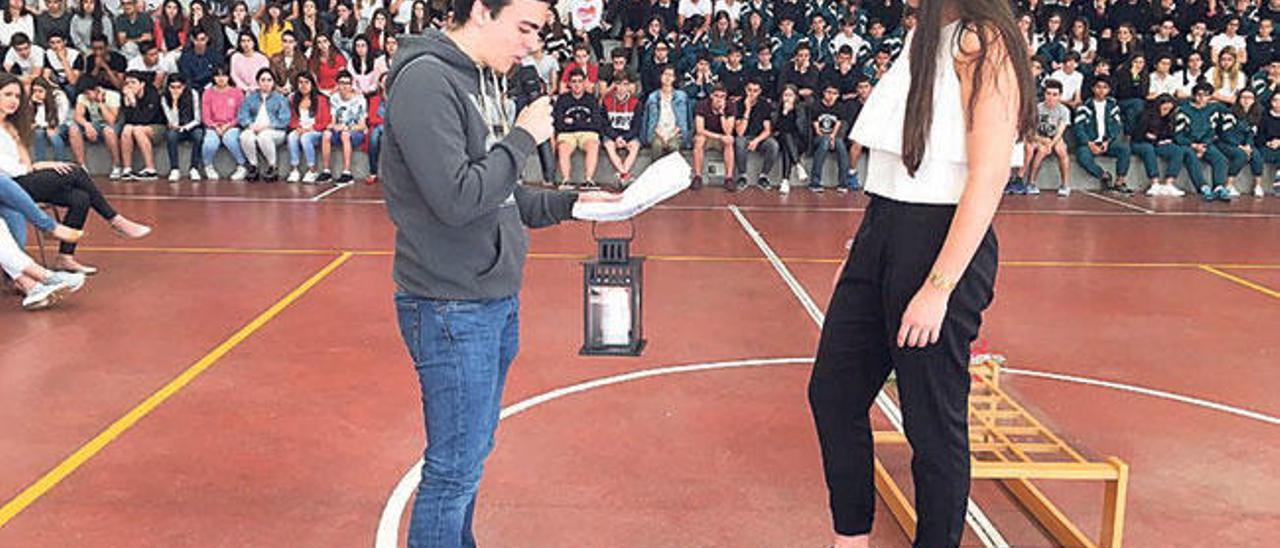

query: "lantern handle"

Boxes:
[591, 219, 636, 242]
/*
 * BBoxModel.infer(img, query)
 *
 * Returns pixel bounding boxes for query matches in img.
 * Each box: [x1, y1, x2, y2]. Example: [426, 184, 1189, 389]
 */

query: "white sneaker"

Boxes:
[794, 164, 808, 182]
[46, 271, 86, 293]
[779, 178, 791, 194]
[302, 170, 319, 183]
[286, 168, 301, 182]
[1145, 184, 1160, 196]
[168, 169, 180, 181]
[1166, 184, 1186, 197]
[109, 166, 122, 180]
[204, 166, 220, 180]
[229, 166, 248, 181]
[189, 167, 202, 181]
[1255, 183, 1267, 198]
[1226, 184, 1241, 198]
[1057, 186, 1071, 197]
[21, 277, 75, 310]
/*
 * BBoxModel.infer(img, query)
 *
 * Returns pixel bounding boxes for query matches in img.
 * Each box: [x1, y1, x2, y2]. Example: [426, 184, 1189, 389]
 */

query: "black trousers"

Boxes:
[809, 195, 998, 547]
[16, 167, 118, 255]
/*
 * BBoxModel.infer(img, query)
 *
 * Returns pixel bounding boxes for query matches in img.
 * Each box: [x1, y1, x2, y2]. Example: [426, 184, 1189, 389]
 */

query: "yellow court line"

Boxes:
[0, 252, 353, 529]
[1198, 265, 1280, 300]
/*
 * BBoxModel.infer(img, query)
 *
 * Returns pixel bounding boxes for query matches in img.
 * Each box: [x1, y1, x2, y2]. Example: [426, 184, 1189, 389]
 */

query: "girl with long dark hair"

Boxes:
[69, 0, 111, 52]
[285, 71, 329, 182]
[809, 0, 1034, 545]
[1222, 88, 1266, 197]
[771, 84, 808, 194]
[1133, 94, 1189, 197]
[0, 73, 151, 275]
[29, 77, 71, 162]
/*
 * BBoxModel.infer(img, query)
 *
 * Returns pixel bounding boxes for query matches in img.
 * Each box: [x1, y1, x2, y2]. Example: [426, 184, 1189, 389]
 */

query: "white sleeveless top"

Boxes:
[850, 20, 979, 205]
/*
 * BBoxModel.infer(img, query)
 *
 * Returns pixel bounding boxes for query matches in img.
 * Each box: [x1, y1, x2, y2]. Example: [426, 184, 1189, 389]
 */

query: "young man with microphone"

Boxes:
[380, 1, 618, 546]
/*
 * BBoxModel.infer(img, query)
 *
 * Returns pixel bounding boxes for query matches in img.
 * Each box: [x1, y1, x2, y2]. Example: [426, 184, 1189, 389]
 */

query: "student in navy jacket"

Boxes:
[553, 67, 604, 187]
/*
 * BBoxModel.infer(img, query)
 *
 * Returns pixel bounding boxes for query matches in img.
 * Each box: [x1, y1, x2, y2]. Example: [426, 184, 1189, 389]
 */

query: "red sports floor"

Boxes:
[2, 180, 1278, 547]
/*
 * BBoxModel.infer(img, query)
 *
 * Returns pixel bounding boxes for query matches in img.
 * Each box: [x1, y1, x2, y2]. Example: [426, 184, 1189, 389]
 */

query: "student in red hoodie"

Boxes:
[365, 72, 387, 185]
[599, 71, 643, 185]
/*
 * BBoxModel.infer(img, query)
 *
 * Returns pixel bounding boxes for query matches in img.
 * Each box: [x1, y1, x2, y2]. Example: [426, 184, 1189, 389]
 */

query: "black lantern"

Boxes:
[581, 222, 645, 356]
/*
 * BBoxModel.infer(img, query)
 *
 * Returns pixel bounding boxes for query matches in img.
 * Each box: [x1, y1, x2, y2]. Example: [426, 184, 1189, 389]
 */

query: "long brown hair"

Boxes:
[902, 0, 1035, 176]
[30, 76, 62, 128]
[0, 73, 33, 148]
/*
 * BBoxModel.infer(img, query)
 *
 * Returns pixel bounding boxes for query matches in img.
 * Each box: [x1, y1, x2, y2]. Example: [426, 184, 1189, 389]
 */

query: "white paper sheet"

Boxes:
[571, 152, 692, 222]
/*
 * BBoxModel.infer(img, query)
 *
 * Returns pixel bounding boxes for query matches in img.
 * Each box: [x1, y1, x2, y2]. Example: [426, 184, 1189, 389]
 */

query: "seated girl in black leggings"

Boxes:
[0, 72, 152, 275]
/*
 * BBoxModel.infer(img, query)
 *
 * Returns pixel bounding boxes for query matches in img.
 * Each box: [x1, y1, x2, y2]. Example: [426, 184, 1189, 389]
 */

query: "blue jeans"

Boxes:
[32, 126, 69, 161]
[368, 125, 383, 175]
[0, 174, 55, 245]
[166, 127, 206, 170]
[1216, 142, 1264, 177]
[287, 130, 323, 167]
[395, 293, 520, 548]
[201, 127, 246, 166]
[811, 135, 849, 187]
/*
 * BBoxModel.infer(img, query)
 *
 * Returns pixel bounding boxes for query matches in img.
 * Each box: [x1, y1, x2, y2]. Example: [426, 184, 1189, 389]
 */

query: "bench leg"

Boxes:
[1100, 457, 1129, 548]
[873, 456, 917, 541]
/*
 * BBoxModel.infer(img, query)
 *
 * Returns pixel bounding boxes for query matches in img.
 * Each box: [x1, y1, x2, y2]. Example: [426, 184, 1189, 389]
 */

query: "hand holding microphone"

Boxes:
[516, 95, 554, 145]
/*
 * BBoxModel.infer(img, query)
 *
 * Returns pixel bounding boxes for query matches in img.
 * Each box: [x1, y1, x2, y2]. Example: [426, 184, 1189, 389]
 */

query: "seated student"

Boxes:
[682, 54, 719, 106]
[1256, 91, 1280, 195]
[1177, 83, 1232, 201]
[597, 46, 630, 97]
[554, 67, 604, 188]
[732, 79, 779, 189]
[230, 31, 270, 92]
[4, 33, 46, 86]
[0, 220, 85, 311]
[1222, 88, 1269, 197]
[29, 77, 72, 162]
[1133, 94, 1190, 197]
[237, 68, 291, 182]
[642, 65, 690, 156]
[177, 28, 220, 90]
[269, 30, 308, 96]
[558, 42, 599, 94]
[781, 43, 820, 102]
[692, 83, 737, 190]
[1050, 50, 1087, 109]
[67, 76, 124, 178]
[285, 72, 330, 183]
[599, 72, 643, 185]
[365, 72, 387, 185]
[808, 83, 850, 192]
[1073, 77, 1134, 194]
[161, 74, 205, 181]
[319, 70, 366, 184]
[41, 31, 80, 98]
[76, 34, 128, 91]
[1021, 79, 1073, 196]
[844, 77, 873, 190]
[772, 84, 809, 194]
[118, 70, 163, 180]
[0, 73, 151, 276]
[717, 45, 748, 101]
[201, 65, 247, 180]
[0, 175, 82, 249]
[126, 41, 178, 90]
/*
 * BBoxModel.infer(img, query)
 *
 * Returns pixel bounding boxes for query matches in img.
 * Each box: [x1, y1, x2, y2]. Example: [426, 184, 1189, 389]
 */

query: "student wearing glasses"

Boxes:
[320, 70, 366, 184]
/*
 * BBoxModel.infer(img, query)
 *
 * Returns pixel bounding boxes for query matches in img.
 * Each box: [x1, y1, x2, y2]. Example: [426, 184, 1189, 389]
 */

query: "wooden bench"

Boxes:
[873, 357, 1129, 547]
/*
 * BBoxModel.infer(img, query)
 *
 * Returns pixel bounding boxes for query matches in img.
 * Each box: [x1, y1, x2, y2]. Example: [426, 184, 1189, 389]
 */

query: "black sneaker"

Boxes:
[758, 176, 772, 189]
[690, 175, 703, 190]
[724, 176, 741, 192]
[263, 166, 278, 182]
[137, 169, 159, 180]
[245, 165, 260, 182]
[1100, 172, 1114, 191]
[337, 171, 354, 184]
[317, 170, 332, 182]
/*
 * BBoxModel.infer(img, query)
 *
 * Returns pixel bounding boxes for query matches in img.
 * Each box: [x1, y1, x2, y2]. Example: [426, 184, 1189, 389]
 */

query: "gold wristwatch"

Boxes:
[928, 271, 957, 292]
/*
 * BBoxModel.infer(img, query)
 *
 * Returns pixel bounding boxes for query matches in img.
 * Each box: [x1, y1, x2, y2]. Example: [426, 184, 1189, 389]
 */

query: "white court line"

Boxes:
[373, 357, 813, 548]
[726, 205, 1010, 548]
[1081, 190, 1157, 214]
[1001, 367, 1280, 426]
[102, 193, 386, 204]
[311, 182, 356, 202]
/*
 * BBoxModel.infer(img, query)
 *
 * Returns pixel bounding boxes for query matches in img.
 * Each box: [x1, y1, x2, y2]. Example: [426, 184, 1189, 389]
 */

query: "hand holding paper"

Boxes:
[572, 153, 692, 222]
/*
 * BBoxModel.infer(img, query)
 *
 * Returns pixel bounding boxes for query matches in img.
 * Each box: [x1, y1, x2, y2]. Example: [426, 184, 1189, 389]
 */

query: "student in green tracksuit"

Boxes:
[1073, 77, 1133, 193]
[1175, 83, 1232, 201]
[1218, 88, 1267, 197]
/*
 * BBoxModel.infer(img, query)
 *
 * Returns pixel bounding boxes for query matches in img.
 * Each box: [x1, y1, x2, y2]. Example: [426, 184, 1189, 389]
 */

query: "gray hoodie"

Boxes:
[381, 30, 579, 300]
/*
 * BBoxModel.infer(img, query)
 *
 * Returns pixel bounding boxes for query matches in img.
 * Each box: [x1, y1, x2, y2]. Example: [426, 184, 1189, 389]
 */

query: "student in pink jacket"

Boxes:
[200, 66, 247, 180]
